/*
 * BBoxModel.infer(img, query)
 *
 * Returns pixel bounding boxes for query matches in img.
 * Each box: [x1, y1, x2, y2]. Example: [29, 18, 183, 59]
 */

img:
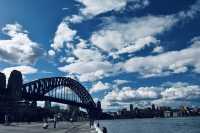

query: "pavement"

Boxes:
[0, 121, 97, 133]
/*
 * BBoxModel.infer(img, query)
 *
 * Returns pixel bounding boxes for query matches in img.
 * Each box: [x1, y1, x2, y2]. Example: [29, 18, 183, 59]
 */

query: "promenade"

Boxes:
[0, 121, 97, 133]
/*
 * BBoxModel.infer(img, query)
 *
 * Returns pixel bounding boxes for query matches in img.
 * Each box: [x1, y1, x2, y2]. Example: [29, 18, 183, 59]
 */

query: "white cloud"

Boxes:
[152, 99, 192, 108]
[90, 81, 110, 94]
[48, 49, 56, 56]
[118, 36, 160, 54]
[91, 15, 177, 55]
[123, 38, 200, 77]
[178, 0, 200, 19]
[64, 0, 149, 24]
[51, 22, 77, 51]
[58, 61, 112, 74]
[76, 38, 88, 48]
[152, 82, 200, 107]
[59, 57, 76, 64]
[77, 0, 126, 16]
[58, 60, 119, 82]
[73, 48, 104, 61]
[152, 46, 164, 53]
[161, 83, 200, 100]
[0, 23, 42, 65]
[102, 86, 159, 109]
[1, 65, 38, 81]
[113, 79, 130, 85]
[62, 7, 69, 11]
[2, 23, 28, 37]
[55, 0, 200, 86]
[102, 82, 200, 110]
[91, 30, 125, 52]
[78, 70, 105, 82]
[76, 0, 149, 17]
[65, 15, 84, 24]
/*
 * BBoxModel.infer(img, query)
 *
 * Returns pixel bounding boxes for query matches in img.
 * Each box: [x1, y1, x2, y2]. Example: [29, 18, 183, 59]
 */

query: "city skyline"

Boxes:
[0, 0, 200, 111]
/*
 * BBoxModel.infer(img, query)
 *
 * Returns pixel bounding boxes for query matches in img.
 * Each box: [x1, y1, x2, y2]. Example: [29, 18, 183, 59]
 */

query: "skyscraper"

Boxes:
[130, 104, 133, 112]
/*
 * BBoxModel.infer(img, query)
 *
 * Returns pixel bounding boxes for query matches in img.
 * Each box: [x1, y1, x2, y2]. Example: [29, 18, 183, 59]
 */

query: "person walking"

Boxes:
[43, 118, 48, 129]
[53, 114, 57, 128]
[4, 114, 9, 125]
[102, 127, 107, 133]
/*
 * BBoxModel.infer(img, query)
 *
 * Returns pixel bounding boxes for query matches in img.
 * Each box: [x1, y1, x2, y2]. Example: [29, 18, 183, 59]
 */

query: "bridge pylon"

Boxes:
[7, 70, 23, 101]
[0, 72, 6, 98]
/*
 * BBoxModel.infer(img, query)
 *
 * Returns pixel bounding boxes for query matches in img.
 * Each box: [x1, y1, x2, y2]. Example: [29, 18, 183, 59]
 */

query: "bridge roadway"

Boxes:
[0, 121, 97, 133]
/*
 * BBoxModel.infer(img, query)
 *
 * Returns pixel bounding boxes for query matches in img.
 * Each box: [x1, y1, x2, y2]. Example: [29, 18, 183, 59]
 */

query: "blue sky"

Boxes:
[0, 0, 200, 110]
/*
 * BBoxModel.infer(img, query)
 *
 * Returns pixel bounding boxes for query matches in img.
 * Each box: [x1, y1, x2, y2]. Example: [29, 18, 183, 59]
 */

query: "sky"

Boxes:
[0, 0, 200, 111]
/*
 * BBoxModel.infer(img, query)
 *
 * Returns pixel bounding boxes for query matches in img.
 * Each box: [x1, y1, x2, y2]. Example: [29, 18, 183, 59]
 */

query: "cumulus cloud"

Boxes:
[102, 82, 200, 110]
[161, 83, 200, 100]
[50, 22, 77, 51]
[152, 46, 164, 53]
[48, 49, 56, 56]
[73, 48, 104, 61]
[152, 82, 200, 107]
[1, 65, 38, 82]
[59, 57, 76, 64]
[86, 0, 200, 58]
[58, 61, 112, 74]
[0, 23, 42, 65]
[64, 0, 149, 24]
[123, 37, 200, 78]
[54, 32, 114, 82]
[90, 81, 110, 94]
[57, 21, 200, 82]
[76, 38, 88, 48]
[76, 0, 149, 17]
[152, 100, 193, 108]
[178, 0, 200, 19]
[65, 15, 84, 24]
[49, 0, 200, 111]
[56, 0, 200, 85]
[102, 86, 159, 109]
[118, 36, 160, 54]
[90, 15, 177, 55]
[58, 60, 120, 82]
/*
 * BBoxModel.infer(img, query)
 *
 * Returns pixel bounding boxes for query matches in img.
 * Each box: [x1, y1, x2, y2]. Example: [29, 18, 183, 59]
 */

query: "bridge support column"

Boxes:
[7, 70, 23, 101]
[0, 72, 6, 98]
[2, 70, 23, 123]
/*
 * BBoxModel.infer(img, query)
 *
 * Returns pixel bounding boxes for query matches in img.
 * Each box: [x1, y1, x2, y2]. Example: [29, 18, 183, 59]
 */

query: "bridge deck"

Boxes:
[0, 121, 97, 133]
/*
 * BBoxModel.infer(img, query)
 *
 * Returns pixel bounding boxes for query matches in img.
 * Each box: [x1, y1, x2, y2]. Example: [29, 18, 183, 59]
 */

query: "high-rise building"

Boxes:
[130, 104, 133, 112]
[152, 104, 156, 111]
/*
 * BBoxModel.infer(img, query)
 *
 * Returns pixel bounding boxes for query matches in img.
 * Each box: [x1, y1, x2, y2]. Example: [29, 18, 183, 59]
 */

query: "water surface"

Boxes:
[99, 117, 200, 133]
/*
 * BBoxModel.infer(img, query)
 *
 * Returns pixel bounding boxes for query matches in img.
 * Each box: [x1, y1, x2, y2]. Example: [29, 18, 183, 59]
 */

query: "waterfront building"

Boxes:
[172, 112, 178, 117]
[164, 111, 171, 118]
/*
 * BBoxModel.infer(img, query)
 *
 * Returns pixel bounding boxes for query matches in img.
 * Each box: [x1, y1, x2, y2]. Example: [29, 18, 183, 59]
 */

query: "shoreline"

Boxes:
[0, 121, 95, 133]
[98, 115, 200, 122]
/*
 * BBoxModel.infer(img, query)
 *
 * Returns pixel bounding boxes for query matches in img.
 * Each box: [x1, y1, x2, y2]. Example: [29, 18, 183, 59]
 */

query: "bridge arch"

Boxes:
[21, 77, 96, 109]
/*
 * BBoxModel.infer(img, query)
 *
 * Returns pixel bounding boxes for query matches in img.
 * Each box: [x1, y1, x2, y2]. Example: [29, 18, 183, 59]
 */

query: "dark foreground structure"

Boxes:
[0, 70, 102, 123]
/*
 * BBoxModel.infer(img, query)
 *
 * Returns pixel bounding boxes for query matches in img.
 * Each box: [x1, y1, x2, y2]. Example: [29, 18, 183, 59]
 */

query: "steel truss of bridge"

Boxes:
[0, 70, 102, 119]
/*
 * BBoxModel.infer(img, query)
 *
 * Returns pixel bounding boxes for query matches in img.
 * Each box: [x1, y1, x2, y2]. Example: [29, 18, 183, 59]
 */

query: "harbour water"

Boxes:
[99, 117, 200, 133]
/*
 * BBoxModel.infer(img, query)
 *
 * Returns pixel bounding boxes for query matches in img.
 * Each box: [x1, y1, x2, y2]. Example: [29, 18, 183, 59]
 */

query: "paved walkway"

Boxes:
[0, 121, 97, 133]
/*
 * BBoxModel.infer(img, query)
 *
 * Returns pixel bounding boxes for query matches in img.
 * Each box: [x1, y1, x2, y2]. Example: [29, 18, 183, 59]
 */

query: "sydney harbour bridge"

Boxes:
[0, 70, 102, 122]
